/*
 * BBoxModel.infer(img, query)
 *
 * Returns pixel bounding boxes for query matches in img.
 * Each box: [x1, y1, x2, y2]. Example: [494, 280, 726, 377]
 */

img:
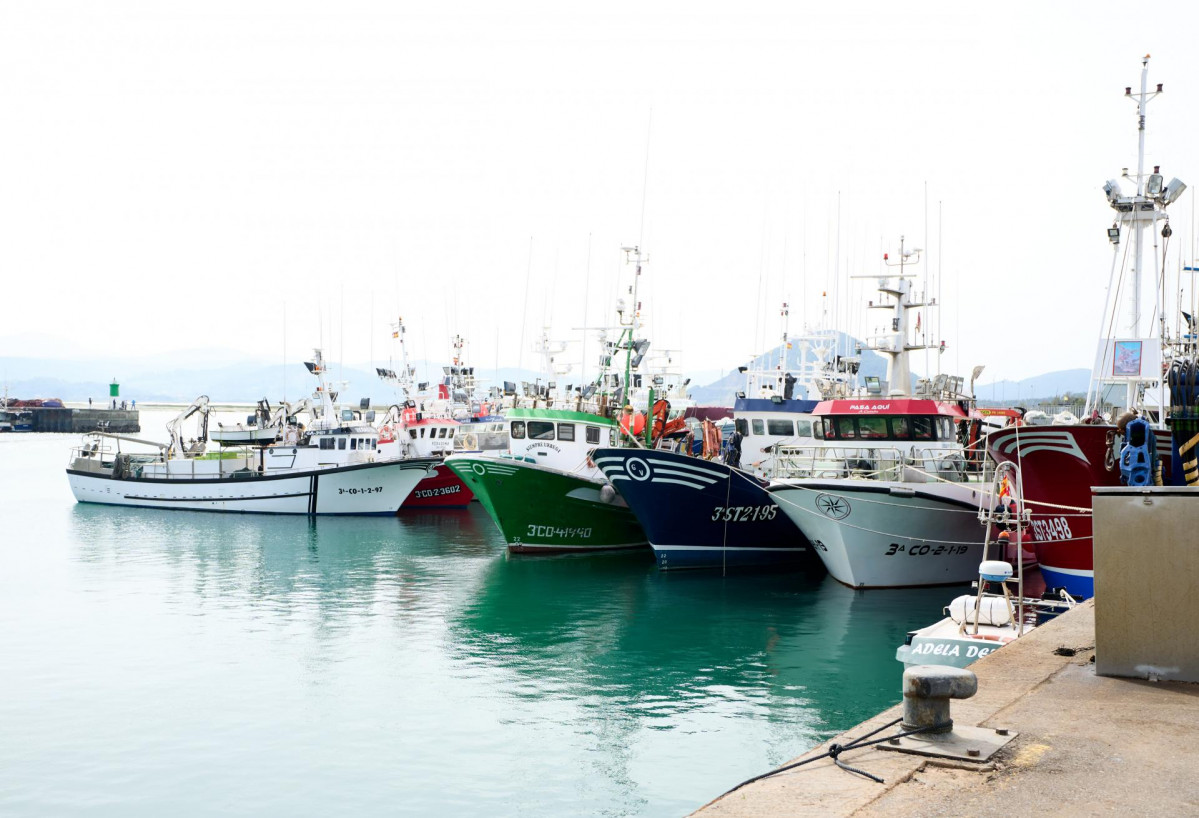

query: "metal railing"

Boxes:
[771, 444, 975, 483]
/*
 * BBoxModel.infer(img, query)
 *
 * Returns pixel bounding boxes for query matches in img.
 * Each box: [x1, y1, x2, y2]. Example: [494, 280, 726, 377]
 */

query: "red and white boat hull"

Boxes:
[401, 464, 474, 509]
[987, 425, 1171, 599]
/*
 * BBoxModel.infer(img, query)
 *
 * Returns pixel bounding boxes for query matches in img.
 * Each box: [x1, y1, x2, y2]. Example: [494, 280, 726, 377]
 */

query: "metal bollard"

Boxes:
[901, 665, 978, 734]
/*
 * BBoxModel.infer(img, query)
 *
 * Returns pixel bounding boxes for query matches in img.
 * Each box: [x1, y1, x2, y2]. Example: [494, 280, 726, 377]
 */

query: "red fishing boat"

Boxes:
[987, 57, 1188, 598]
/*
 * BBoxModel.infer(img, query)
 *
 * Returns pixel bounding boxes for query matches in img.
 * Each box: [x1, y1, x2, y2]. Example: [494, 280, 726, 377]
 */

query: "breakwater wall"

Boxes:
[24, 408, 140, 434]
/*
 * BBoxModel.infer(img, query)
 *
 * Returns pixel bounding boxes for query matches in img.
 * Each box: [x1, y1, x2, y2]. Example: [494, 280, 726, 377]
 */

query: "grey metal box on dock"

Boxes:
[1093, 486, 1199, 683]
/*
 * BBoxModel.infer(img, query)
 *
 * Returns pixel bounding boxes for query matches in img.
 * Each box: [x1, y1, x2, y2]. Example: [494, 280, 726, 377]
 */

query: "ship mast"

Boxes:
[1087, 56, 1187, 418]
[856, 236, 924, 398]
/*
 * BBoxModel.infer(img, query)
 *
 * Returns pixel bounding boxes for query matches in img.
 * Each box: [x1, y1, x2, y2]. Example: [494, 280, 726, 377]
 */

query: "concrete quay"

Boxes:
[23, 407, 140, 434]
[693, 600, 1199, 817]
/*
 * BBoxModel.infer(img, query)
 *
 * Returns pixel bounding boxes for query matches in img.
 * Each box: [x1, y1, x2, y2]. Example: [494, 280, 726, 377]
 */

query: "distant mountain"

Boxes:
[973, 369, 1091, 404]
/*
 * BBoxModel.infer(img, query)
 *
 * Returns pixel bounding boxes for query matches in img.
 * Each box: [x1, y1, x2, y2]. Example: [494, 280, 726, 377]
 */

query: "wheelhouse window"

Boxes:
[448, 429, 455, 438]
[320, 437, 333, 450]
[585, 426, 601, 444]
[439, 427, 448, 438]
[766, 419, 794, 436]
[338, 438, 347, 450]
[751, 419, 765, 436]
[823, 417, 857, 440]
[350, 438, 358, 450]
[938, 417, 955, 441]
[857, 416, 888, 439]
[910, 417, 935, 440]
[409, 429, 417, 440]
[557, 423, 575, 442]
[510, 421, 526, 439]
[796, 420, 813, 437]
[734, 418, 748, 437]
[528, 421, 556, 440]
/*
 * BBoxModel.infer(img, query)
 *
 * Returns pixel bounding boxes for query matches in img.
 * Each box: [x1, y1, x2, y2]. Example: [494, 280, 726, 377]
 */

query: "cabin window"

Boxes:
[409, 429, 417, 440]
[857, 416, 888, 439]
[528, 421, 556, 440]
[439, 427, 448, 438]
[795, 420, 813, 437]
[557, 423, 575, 442]
[825, 417, 857, 440]
[890, 417, 911, 439]
[510, 421, 526, 439]
[585, 426, 601, 444]
[350, 438, 358, 450]
[448, 429, 455, 438]
[938, 417, 955, 441]
[766, 419, 794, 436]
[751, 419, 765, 436]
[910, 417, 935, 440]
[338, 438, 347, 450]
[320, 437, 333, 450]
[734, 418, 748, 437]
[421, 428, 427, 438]
[813, 420, 825, 440]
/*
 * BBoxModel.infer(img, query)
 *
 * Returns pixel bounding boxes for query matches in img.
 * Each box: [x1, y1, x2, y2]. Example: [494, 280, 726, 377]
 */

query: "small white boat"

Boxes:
[66, 350, 436, 515]
[895, 463, 1075, 668]
[210, 399, 283, 447]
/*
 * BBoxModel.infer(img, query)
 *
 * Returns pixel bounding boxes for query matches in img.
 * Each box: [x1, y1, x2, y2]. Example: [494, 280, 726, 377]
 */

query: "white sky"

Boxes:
[3, 1, 1199, 386]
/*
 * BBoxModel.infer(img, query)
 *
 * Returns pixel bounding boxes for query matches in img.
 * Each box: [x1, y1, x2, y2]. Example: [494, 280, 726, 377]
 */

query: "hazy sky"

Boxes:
[3, 1, 1199, 386]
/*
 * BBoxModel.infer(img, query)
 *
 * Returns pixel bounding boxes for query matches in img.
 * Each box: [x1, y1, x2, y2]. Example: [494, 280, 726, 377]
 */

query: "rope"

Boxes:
[772, 455, 1092, 515]
[750, 471, 985, 545]
[720, 718, 933, 795]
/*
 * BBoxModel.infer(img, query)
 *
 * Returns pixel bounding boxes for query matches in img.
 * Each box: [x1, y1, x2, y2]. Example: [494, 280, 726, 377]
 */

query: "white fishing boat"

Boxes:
[65, 349, 436, 515]
[767, 238, 995, 588]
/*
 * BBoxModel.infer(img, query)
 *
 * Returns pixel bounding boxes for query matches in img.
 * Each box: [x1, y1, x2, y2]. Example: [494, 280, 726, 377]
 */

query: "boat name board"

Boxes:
[710, 505, 778, 522]
[522, 525, 593, 540]
[1030, 516, 1074, 541]
[336, 486, 385, 495]
[413, 485, 463, 499]
[908, 641, 998, 660]
[884, 543, 971, 557]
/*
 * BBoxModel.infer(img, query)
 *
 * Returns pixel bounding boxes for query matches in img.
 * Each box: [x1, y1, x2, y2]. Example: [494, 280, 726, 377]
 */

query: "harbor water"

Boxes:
[1, 412, 959, 816]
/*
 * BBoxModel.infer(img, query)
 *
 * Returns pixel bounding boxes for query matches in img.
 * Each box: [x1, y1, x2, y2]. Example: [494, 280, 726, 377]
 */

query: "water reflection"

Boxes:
[450, 552, 957, 805]
[68, 502, 504, 627]
[59, 498, 959, 814]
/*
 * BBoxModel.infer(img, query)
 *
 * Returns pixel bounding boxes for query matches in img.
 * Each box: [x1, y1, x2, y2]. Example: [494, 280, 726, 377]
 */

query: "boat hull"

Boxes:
[986, 425, 1170, 598]
[591, 447, 817, 570]
[445, 456, 648, 554]
[768, 480, 986, 588]
[66, 458, 433, 515]
[401, 464, 475, 509]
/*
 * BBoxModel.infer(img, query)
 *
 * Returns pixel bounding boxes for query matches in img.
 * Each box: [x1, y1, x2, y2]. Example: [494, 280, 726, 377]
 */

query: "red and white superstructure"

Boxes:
[769, 238, 996, 588]
[376, 319, 489, 509]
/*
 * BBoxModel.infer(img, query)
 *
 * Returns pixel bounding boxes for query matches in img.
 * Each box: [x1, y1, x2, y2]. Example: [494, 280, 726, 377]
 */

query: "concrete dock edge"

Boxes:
[692, 600, 1199, 816]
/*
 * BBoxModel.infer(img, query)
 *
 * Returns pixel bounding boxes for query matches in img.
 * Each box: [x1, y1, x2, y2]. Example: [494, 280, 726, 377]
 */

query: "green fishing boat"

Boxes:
[445, 408, 648, 554]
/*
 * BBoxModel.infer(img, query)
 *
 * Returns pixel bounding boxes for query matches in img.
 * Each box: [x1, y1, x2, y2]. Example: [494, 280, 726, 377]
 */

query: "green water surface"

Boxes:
[0, 415, 955, 816]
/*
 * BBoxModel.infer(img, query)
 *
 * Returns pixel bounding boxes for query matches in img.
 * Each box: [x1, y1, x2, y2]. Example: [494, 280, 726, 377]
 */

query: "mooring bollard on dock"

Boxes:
[880, 664, 1018, 762]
